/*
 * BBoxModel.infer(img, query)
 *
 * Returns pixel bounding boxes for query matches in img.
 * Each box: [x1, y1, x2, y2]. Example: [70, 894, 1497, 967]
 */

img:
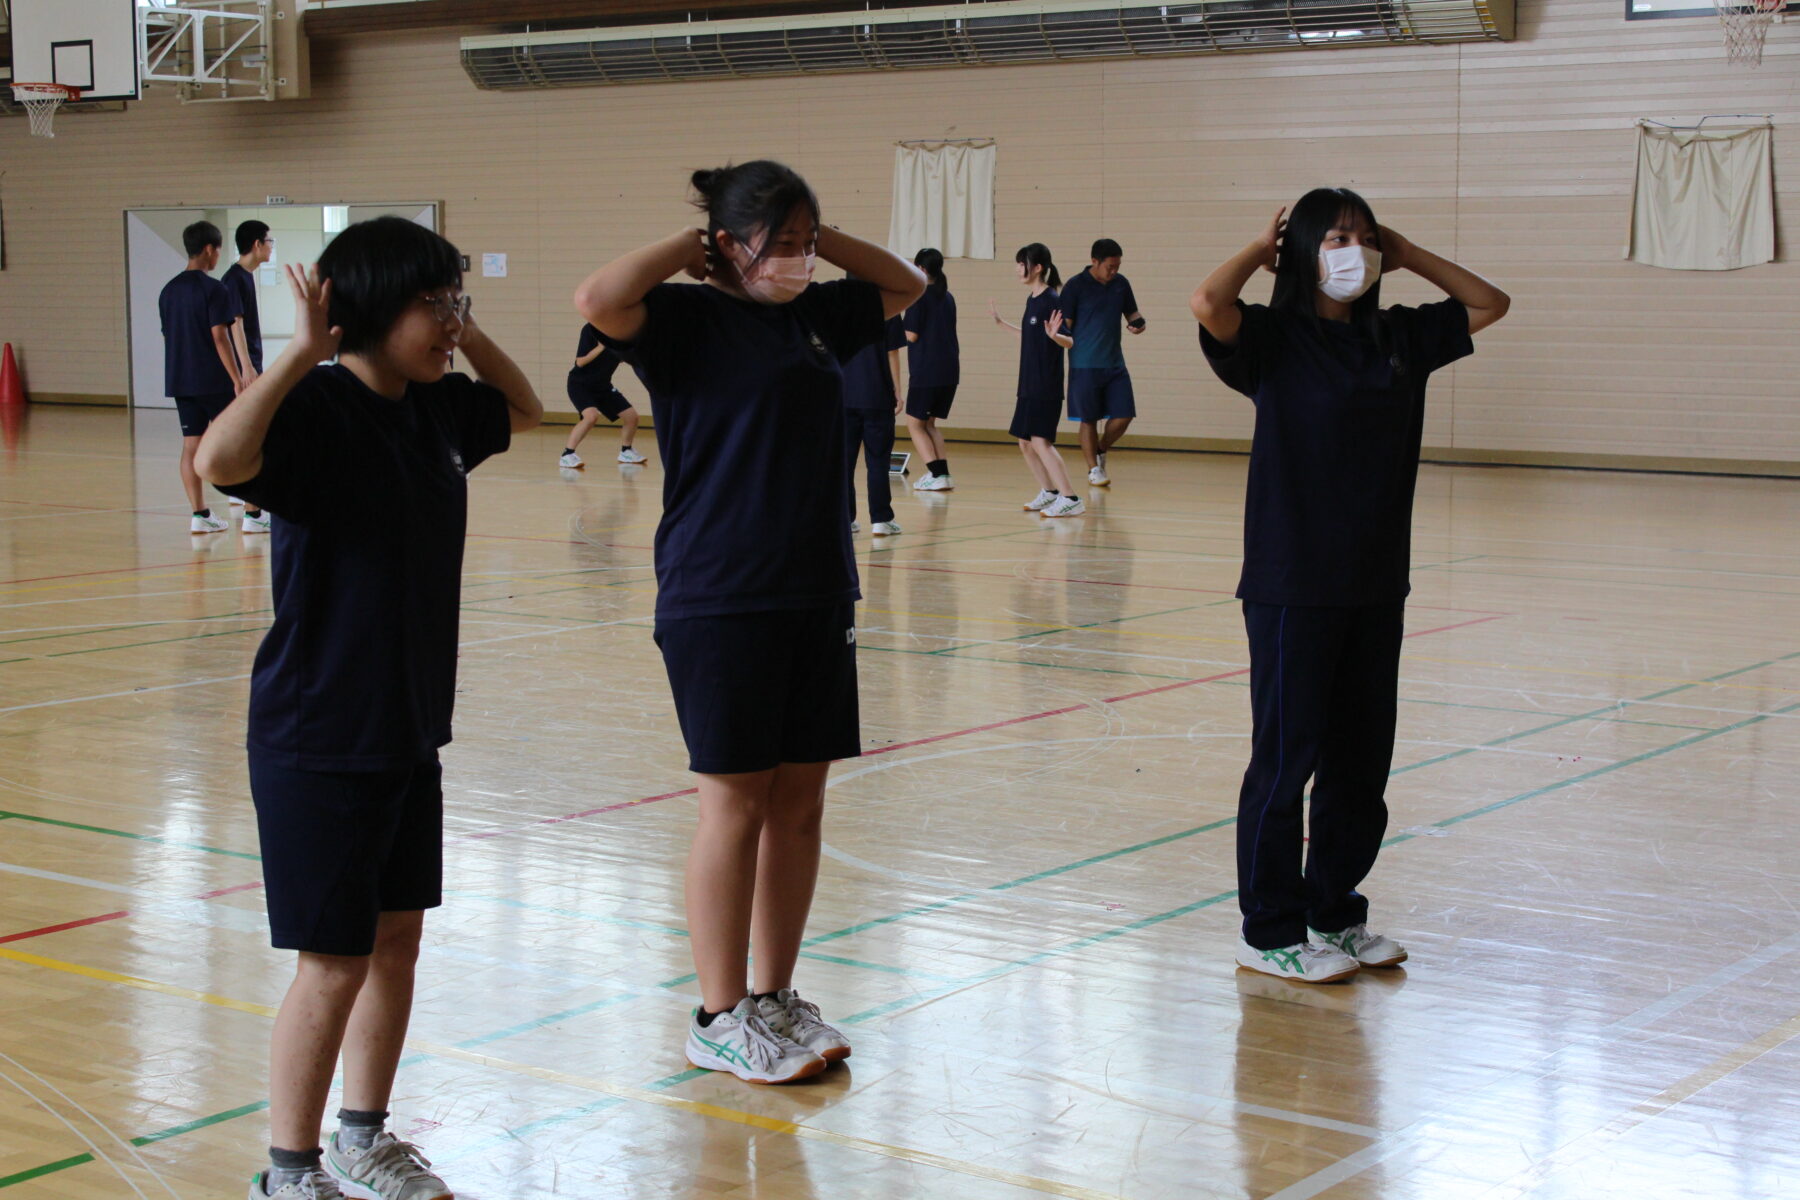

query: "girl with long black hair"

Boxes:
[1191, 188, 1509, 983]
[575, 161, 925, 1081]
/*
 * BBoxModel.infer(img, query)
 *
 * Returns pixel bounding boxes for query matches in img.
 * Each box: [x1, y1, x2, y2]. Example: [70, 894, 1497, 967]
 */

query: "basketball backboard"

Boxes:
[8, 0, 140, 101]
[1627, 0, 1796, 18]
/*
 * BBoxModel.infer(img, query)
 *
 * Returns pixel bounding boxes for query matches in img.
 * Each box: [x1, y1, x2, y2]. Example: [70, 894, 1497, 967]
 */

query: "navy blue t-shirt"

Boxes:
[842, 316, 907, 410]
[1017, 288, 1065, 400]
[1060, 269, 1139, 370]
[221, 263, 263, 372]
[1199, 299, 1473, 607]
[602, 279, 886, 620]
[158, 269, 237, 396]
[223, 365, 512, 770]
[568, 323, 625, 394]
[902, 287, 960, 388]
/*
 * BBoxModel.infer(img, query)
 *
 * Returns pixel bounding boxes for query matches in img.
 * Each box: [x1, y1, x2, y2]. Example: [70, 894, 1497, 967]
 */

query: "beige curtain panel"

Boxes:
[888, 141, 996, 262]
[1628, 124, 1775, 271]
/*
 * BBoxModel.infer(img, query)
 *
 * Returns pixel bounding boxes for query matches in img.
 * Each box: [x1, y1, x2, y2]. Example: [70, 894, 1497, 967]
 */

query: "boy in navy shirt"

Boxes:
[197, 217, 541, 1200]
[221, 220, 276, 532]
[1051, 237, 1146, 488]
[844, 309, 907, 534]
[159, 220, 251, 532]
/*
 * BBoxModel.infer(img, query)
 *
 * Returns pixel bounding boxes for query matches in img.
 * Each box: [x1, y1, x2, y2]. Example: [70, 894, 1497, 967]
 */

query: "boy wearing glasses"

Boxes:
[197, 217, 541, 1200]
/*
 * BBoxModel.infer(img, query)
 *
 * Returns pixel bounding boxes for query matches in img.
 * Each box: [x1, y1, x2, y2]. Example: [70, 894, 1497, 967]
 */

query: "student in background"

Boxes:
[843, 284, 907, 536]
[559, 323, 646, 468]
[989, 243, 1082, 518]
[903, 248, 960, 492]
[1053, 237, 1145, 488]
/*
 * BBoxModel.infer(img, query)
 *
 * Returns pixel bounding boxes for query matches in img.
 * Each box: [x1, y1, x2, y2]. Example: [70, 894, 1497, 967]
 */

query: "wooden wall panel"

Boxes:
[0, 2, 1794, 467]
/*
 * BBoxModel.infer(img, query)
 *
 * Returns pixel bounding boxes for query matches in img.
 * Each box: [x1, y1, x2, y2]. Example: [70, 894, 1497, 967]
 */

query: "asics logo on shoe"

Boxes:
[1260, 947, 1305, 972]
[693, 1031, 751, 1068]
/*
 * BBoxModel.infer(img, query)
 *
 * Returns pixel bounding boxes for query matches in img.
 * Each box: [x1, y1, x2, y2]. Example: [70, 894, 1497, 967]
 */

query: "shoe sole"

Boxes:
[1234, 961, 1360, 985]
[330, 1179, 451, 1200]
[871, 531, 899, 536]
[820, 1045, 852, 1062]
[1040, 511, 1084, 519]
[1358, 951, 1408, 968]
[687, 1055, 828, 1084]
[561, 462, 585, 469]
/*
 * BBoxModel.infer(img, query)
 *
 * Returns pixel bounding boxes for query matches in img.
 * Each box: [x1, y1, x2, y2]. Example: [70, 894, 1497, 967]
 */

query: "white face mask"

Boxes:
[742, 252, 815, 305]
[1317, 245, 1381, 304]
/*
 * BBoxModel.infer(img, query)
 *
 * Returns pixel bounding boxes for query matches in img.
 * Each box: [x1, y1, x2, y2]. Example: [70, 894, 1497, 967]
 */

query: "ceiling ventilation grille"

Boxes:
[460, 0, 1515, 90]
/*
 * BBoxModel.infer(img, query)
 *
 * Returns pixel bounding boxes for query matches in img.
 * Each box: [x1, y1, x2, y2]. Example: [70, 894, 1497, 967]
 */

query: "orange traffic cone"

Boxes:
[0, 344, 24, 407]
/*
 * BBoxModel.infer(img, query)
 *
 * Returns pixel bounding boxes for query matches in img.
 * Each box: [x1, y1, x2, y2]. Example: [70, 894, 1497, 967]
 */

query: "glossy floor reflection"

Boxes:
[1, 406, 1797, 1198]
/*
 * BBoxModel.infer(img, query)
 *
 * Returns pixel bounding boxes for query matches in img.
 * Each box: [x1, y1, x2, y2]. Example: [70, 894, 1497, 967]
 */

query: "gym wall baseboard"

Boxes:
[30, 393, 129, 407]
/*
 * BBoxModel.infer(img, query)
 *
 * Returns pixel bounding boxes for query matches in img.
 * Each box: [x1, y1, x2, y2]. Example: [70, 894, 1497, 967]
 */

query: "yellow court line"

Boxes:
[0, 946, 1122, 1200]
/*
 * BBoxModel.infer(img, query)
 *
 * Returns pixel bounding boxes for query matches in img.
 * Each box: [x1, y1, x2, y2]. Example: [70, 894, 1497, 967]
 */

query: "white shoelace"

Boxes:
[730, 1011, 790, 1071]
[779, 992, 834, 1043]
[273, 1173, 343, 1200]
[349, 1134, 442, 1191]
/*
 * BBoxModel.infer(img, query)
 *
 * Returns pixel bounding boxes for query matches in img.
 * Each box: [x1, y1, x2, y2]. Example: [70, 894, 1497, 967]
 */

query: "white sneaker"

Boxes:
[756, 988, 852, 1063]
[850, 520, 861, 533]
[1235, 937, 1360, 984]
[1310, 924, 1408, 968]
[248, 1170, 345, 1199]
[686, 997, 826, 1084]
[242, 511, 272, 534]
[1041, 495, 1086, 518]
[871, 521, 902, 536]
[1023, 489, 1057, 512]
[323, 1130, 450, 1200]
[225, 494, 247, 507]
[913, 474, 953, 491]
[191, 513, 229, 533]
[559, 450, 584, 469]
[1087, 466, 1111, 487]
[617, 446, 646, 464]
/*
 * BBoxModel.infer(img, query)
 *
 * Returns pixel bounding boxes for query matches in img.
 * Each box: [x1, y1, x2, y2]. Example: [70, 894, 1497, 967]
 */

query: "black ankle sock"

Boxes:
[270, 1147, 321, 1169]
[194, 509, 210, 519]
[752, 989, 781, 1002]
[927, 459, 949, 477]
[696, 1004, 732, 1028]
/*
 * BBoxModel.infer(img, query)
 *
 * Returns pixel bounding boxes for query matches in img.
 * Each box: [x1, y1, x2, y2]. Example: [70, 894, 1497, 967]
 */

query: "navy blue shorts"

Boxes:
[1009, 392, 1061, 443]
[1067, 367, 1136, 422]
[904, 385, 957, 421]
[249, 752, 444, 956]
[654, 604, 860, 774]
[174, 393, 232, 438]
[567, 381, 632, 421]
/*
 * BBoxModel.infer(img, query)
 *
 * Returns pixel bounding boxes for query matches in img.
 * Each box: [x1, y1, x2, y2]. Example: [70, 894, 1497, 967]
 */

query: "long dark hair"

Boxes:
[914, 247, 948, 291]
[1270, 187, 1391, 357]
[1015, 243, 1061, 289]
[689, 160, 819, 268]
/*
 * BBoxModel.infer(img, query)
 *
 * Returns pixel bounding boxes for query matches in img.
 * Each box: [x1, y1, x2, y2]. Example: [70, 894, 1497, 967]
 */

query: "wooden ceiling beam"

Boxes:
[302, 1, 891, 39]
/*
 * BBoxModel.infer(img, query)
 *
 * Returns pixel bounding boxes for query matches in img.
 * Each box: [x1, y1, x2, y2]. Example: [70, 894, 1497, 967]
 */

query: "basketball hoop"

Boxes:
[1714, 0, 1785, 66]
[10, 82, 80, 138]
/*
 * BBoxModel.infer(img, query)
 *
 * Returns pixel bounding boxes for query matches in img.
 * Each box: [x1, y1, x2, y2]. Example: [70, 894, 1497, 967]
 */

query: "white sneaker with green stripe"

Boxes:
[1310, 924, 1408, 968]
[756, 988, 852, 1063]
[1235, 936, 1359, 983]
[687, 996, 826, 1084]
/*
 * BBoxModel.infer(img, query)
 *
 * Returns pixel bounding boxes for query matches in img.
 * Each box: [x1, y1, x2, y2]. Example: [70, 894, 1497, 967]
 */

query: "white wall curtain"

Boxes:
[888, 141, 996, 261]
[1628, 123, 1776, 271]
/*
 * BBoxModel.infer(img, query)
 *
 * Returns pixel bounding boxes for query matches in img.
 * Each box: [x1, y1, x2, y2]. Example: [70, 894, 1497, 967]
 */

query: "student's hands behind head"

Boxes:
[286, 264, 343, 364]
[1376, 224, 1411, 275]
[682, 227, 712, 282]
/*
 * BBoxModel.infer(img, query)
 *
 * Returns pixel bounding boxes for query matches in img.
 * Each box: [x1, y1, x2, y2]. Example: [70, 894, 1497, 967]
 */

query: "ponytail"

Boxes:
[688, 160, 819, 265]
[1015, 242, 1061, 290]
[913, 247, 948, 291]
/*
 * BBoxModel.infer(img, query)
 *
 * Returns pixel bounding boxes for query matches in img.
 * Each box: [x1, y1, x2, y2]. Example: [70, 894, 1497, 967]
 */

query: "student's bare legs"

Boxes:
[267, 910, 422, 1151]
[751, 761, 830, 994]
[179, 434, 208, 512]
[906, 415, 946, 464]
[1031, 437, 1077, 495]
[1100, 416, 1134, 452]
[339, 910, 423, 1112]
[1078, 421, 1101, 469]
[1018, 439, 1051, 491]
[688, 769, 775, 1012]
[619, 406, 640, 449]
[565, 408, 602, 453]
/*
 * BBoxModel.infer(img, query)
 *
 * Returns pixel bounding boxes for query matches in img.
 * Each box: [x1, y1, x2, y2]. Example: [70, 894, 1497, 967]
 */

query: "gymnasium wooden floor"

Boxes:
[1, 404, 1796, 1199]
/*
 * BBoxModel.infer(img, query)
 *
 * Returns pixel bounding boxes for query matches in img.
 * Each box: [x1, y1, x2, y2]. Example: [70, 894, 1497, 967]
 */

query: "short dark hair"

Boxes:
[689, 160, 820, 267]
[1090, 238, 1122, 261]
[235, 220, 271, 255]
[183, 221, 223, 258]
[317, 216, 463, 355]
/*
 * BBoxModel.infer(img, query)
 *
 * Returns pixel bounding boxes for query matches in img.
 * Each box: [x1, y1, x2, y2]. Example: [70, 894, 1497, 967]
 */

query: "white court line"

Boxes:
[1263, 930, 1800, 1200]
[0, 1051, 169, 1199]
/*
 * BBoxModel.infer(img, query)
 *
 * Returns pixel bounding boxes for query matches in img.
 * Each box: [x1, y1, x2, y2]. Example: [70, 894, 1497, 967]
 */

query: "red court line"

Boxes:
[864, 561, 1510, 616]
[0, 552, 265, 588]
[0, 611, 1509, 945]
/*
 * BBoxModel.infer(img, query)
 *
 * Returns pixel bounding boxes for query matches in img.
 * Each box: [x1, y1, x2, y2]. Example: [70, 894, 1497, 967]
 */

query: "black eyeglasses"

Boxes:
[422, 293, 472, 324]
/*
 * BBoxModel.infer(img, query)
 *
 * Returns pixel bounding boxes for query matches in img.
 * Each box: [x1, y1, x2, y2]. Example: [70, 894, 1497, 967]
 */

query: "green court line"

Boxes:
[0, 606, 275, 650]
[5, 650, 1793, 1185]
[0, 1099, 271, 1188]
[929, 603, 1203, 654]
[1209, 677, 1713, 731]
[0, 809, 259, 861]
[42, 625, 269, 660]
[1414, 562, 1800, 599]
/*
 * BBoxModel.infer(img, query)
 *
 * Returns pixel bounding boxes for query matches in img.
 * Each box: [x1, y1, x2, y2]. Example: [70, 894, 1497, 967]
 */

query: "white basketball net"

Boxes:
[1714, 0, 1784, 66]
[11, 85, 73, 138]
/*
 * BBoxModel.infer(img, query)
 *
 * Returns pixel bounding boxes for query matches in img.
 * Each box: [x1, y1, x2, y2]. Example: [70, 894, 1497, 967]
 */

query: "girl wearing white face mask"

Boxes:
[576, 161, 925, 1085]
[1189, 187, 1510, 985]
